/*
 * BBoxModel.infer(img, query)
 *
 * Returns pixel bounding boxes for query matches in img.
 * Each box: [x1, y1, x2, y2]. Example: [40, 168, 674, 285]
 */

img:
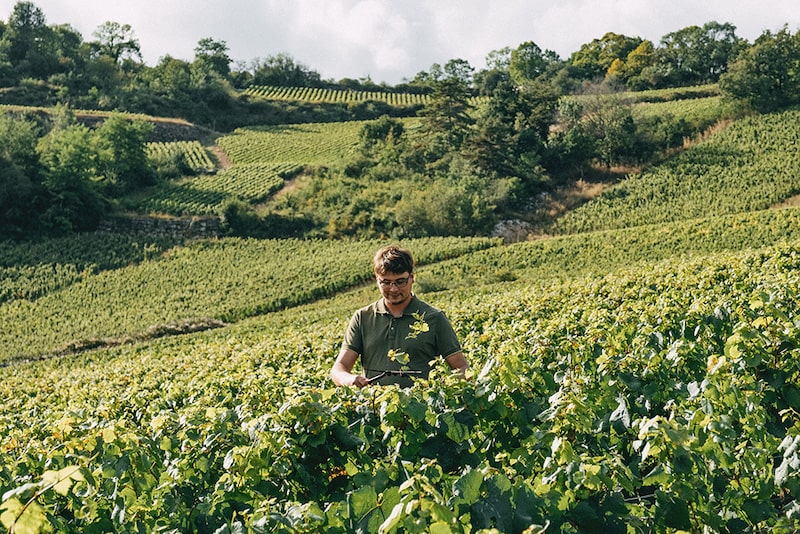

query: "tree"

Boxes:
[579, 89, 642, 167]
[570, 32, 643, 81]
[0, 113, 40, 236]
[91, 21, 141, 64]
[407, 63, 447, 88]
[394, 178, 494, 237]
[466, 77, 557, 183]
[0, 1, 56, 79]
[509, 41, 559, 84]
[48, 24, 84, 76]
[544, 98, 596, 177]
[95, 113, 154, 192]
[359, 115, 404, 151]
[443, 58, 474, 87]
[194, 37, 231, 78]
[150, 55, 192, 98]
[719, 26, 800, 113]
[475, 47, 513, 95]
[485, 47, 512, 71]
[250, 53, 322, 87]
[657, 21, 743, 86]
[36, 120, 106, 232]
[418, 76, 474, 161]
[606, 40, 656, 89]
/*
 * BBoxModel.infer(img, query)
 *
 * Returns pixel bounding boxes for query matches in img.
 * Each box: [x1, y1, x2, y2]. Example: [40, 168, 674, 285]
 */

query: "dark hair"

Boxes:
[373, 245, 414, 276]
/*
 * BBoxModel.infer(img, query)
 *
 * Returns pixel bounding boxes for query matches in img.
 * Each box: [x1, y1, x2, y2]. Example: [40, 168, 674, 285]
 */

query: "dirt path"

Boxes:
[208, 145, 233, 170]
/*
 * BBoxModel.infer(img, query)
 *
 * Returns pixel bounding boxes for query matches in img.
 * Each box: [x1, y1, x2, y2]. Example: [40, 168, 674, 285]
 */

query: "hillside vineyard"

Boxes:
[4, 103, 800, 531]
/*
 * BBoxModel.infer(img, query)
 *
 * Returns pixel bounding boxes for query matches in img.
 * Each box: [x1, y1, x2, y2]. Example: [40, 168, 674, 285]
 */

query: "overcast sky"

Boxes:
[2, 0, 798, 85]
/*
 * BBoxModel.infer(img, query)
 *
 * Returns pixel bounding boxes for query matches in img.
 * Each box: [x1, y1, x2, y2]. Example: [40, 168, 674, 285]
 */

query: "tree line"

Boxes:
[2, 2, 799, 126]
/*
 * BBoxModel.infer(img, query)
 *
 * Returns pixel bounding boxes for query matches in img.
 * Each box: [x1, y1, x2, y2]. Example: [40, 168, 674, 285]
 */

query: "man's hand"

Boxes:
[351, 375, 369, 388]
[331, 347, 368, 387]
[445, 351, 469, 379]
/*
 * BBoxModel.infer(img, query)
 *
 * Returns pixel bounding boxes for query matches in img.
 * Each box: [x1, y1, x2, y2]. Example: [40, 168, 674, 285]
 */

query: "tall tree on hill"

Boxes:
[90, 21, 141, 64]
[719, 26, 800, 113]
[570, 32, 643, 81]
[250, 53, 322, 87]
[417, 76, 474, 169]
[194, 37, 231, 79]
[657, 21, 743, 86]
[0, 1, 55, 79]
[509, 41, 560, 85]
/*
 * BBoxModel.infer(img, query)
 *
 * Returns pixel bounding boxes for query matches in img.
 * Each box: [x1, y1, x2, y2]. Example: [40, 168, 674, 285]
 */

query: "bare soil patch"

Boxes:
[208, 145, 233, 170]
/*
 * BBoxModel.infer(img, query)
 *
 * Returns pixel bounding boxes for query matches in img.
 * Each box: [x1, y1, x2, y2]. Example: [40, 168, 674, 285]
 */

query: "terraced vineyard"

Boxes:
[136, 163, 302, 215]
[553, 108, 800, 234]
[146, 141, 215, 173]
[136, 121, 381, 215]
[216, 120, 376, 166]
[243, 85, 486, 107]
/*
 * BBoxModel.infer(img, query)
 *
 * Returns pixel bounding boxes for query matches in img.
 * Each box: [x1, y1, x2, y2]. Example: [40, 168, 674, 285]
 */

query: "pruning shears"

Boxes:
[365, 369, 423, 383]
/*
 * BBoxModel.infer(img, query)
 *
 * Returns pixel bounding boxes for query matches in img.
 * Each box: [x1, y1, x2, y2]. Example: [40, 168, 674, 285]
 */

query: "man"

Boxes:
[331, 245, 469, 388]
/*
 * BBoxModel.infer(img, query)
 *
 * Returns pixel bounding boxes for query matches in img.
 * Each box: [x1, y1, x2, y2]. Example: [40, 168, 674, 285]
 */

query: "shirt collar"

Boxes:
[376, 294, 419, 316]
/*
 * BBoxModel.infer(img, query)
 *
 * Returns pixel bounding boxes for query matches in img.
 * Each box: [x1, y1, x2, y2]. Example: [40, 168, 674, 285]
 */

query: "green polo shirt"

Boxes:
[342, 295, 462, 387]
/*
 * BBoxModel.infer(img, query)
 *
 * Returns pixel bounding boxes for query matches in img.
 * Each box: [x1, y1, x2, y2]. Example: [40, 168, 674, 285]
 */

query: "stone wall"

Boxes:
[97, 215, 222, 239]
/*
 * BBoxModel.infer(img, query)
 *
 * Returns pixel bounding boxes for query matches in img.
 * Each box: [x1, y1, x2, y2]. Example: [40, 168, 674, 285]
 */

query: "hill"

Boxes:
[4, 89, 800, 531]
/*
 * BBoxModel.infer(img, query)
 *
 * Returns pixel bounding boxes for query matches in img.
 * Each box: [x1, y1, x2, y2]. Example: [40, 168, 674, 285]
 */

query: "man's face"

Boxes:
[376, 271, 413, 306]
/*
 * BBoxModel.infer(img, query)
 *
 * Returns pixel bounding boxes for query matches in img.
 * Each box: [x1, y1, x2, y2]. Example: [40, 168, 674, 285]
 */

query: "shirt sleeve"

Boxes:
[342, 309, 363, 355]
[433, 311, 462, 359]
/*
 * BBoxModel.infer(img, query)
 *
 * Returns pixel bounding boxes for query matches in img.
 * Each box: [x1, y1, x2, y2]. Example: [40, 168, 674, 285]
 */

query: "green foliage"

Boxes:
[36, 122, 108, 232]
[250, 52, 323, 88]
[508, 41, 560, 85]
[219, 198, 313, 239]
[394, 178, 497, 237]
[0, 112, 40, 236]
[418, 77, 475, 153]
[359, 114, 405, 152]
[719, 26, 800, 113]
[5, 6, 800, 531]
[4, 238, 800, 531]
[569, 32, 645, 80]
[656, 21, 744, 87]
[95, 113, 155, 192]
[466, 78, 556, 183]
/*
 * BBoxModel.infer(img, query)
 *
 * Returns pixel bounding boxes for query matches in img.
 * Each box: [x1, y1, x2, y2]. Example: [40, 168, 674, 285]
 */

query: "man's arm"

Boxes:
[445, 351, 469, 379]
[331, 347, 369, 388]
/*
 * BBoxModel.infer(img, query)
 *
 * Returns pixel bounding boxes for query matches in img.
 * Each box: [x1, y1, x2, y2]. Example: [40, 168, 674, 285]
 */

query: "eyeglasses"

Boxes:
[378, 276, 411, 288]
